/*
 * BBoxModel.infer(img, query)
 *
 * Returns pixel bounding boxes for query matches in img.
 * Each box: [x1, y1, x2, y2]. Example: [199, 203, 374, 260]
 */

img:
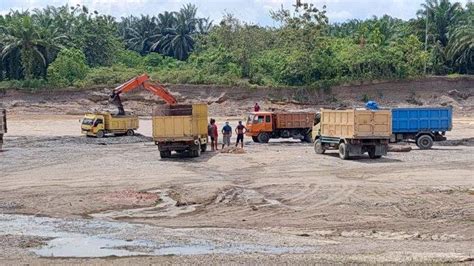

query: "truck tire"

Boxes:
[96, 130, 104, 138]
[314, 139, 325, 154]
[160, 151, 171, 158]
[252, 136, 259, 143]
[191, 145, 201, 157]
[257, 133, 270, 143]
[196, 145, 202, 157]
[338, 143, 350, 160]
[126, 129, 134, 136]
[416, 135, 434, 150]
[368, 147, 382, 159]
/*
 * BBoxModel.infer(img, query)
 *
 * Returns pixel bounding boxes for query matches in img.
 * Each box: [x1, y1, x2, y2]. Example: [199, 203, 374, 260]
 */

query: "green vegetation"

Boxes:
[0, 0, 472, 89]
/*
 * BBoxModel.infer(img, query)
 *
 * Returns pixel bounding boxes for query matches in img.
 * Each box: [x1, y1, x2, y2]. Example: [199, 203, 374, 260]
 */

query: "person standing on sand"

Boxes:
[208, 119, 218, 151]
[221, 121, 232, 149]
[254, 103, 261, 112]
[212, 119, 219, 151]
[235, 121, 247, 148]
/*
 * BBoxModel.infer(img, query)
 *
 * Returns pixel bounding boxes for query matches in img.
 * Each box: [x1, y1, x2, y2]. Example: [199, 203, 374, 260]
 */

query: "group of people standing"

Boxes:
[208, 119, 247, 151]
[207, 103, 261, 151]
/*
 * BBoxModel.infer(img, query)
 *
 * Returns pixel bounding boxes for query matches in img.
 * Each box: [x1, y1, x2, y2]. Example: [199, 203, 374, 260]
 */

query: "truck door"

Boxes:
[264, 115, 273, 132]
[251, 114, 272, 133]
[93, 118, 104, 133]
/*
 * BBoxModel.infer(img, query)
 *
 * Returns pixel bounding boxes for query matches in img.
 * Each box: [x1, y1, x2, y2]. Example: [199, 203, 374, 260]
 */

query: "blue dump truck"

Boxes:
[391, 107, 453, 149]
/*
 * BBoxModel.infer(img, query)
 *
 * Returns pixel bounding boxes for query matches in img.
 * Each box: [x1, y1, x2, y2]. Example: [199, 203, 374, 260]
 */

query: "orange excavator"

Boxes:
[110, 74, 177, 115]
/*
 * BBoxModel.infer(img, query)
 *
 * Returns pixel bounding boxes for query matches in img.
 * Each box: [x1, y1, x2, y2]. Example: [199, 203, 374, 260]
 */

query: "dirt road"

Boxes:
[0, 115, 473, 264]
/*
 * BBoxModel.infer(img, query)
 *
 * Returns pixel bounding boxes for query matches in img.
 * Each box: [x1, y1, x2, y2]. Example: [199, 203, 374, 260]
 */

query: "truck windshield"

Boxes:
[247, 114, 265, 124]
[247, 114, 255, 124]
[82, 118, 94, 125]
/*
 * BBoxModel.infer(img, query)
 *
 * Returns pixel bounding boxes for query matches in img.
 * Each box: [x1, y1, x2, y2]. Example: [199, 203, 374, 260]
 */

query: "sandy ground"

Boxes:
[0, 114, 473, 264]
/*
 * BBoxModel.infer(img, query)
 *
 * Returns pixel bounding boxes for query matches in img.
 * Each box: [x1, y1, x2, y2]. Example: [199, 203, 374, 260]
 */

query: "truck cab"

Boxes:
[246, 112, 274, 139]
[246, 111, 314, 143]
[81, 114, 106, 138]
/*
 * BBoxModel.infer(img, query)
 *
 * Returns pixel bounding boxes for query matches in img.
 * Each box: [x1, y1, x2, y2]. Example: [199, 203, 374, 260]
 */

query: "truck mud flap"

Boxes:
[374, 144, 388, 156]
[347, 144, 362, 157]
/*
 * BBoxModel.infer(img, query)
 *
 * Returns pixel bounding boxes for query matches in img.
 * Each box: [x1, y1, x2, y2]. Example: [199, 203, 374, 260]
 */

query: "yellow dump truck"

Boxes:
[152, 104, 208, 158]
[0, 109, 6, 150]
[313, 109, 392, 160]
[81, 113, 139, 138]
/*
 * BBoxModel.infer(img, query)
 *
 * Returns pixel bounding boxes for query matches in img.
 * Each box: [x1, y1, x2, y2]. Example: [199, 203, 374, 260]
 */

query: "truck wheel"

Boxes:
[196, 145, 202, 157]
[96, 130, 104, 138]
[160, 151, 171, 158]
[338, 143, 350, 160]
[368, 147, 382, 159]
[252, 136, 259, 143]
[257, 133, 270, 143]
[126, 129, 134, 136]
[416, 135, 434, 150]
[314, 139, 325, 154]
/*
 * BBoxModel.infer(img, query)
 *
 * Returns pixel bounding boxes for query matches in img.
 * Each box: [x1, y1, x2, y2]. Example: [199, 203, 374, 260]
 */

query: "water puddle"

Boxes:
[0, 214, 311, 258]
[91, 189, 198, 219]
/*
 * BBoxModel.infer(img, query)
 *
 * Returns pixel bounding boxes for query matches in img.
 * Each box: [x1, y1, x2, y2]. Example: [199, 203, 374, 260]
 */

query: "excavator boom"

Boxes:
[110, 74, 177, 115]
[143, 81, 177, 105]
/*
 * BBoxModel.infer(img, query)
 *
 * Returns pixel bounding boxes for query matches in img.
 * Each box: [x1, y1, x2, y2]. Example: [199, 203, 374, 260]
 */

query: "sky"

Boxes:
[0, 0, 471, 25]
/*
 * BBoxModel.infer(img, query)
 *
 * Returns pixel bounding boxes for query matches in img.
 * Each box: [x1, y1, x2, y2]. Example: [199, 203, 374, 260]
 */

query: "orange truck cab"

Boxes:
[246, 111, 315, 143]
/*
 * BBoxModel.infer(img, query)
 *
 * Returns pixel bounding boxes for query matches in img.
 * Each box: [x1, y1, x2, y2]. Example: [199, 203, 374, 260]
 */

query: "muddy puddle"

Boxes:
[92, 189, 198, 219]
[0, 214, 312, 258]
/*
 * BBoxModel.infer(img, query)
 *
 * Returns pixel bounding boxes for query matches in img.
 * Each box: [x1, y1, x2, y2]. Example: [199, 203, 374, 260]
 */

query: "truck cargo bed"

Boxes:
[392, 107, 452, 133]
[104, 114, 139, 131]
[274, 112, 314, 129]
[320, 109, 391, 139]
[152, 104, 208, 140]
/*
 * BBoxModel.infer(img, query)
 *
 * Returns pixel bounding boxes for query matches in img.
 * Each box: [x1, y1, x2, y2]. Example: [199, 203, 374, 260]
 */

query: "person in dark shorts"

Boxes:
[208, 118, 218, 151]
[235, 121, 247, 148]
[221, 121, 232, 149]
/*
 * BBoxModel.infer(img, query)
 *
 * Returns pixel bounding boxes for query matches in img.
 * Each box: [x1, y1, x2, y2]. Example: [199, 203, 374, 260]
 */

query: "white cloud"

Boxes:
[326, 10, 352, 21]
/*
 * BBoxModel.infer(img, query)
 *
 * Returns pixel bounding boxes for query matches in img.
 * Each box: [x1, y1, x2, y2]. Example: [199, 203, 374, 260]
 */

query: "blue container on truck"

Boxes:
[391, 107, 452, 149]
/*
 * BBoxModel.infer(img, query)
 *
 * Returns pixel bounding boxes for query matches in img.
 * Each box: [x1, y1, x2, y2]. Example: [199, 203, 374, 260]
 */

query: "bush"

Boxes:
[47, 48, 89, 86]
[82, 64, 143, 86]
[144, 53, 181, 69]
[0, 79, 48, 90]
[116, 50, 144, 68]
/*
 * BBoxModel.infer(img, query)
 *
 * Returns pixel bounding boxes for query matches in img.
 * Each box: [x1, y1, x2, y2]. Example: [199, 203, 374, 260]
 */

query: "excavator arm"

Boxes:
[109, 74, 177, 115]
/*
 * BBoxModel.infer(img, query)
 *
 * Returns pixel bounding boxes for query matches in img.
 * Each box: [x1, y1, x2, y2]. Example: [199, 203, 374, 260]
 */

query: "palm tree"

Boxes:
[418, 0, 463, 47]
[151, 8, 196, 60]
[170, 12, 196, 60]
[447, 3, 473, 73]
[179, 3, 198, 32]
[0, 12, 63, 79]
[125, 15, 159, 55]
[157, 11, 177, 30]
[197, 17, 213, 34]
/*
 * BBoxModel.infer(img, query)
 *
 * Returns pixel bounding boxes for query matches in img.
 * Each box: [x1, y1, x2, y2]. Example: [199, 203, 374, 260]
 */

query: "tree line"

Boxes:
[0, 0, 472, 89]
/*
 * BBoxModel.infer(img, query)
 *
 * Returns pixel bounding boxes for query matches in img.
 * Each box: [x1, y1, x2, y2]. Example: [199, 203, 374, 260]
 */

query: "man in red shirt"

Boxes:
[254, 103, 260, 112]
[209, 119, 219, 151]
